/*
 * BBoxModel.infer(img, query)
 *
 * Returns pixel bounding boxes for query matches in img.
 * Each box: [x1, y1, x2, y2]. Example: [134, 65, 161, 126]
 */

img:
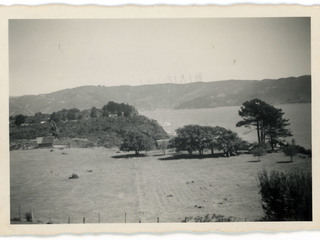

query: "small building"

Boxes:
[36, 136, 54, 148]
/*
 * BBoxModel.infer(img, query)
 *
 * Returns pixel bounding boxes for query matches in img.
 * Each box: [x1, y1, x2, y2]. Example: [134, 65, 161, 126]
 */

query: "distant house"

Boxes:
[36, 136, 54, 148]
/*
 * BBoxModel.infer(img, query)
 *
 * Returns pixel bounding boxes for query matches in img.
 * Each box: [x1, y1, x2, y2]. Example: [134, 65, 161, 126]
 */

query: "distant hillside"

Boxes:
[10, 75, 311, 116]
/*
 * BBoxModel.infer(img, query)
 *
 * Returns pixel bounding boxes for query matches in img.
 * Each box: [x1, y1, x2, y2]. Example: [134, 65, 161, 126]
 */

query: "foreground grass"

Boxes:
[10, 148, 311, 224]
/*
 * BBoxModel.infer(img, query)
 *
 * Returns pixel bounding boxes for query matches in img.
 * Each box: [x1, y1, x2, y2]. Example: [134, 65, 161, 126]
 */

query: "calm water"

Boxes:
[141, 103, 311, 149]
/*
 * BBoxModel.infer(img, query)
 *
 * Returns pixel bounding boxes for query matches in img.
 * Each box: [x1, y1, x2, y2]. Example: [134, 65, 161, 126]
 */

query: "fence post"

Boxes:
[98, 213, 100, 224]
[31, 209, 34, 223]
[83, 217, 85, 224]
[124, 212, 126, 223]
[68, 217, 70, 224]
[18, 203, 21, 221]
[157, 217, 159, 223]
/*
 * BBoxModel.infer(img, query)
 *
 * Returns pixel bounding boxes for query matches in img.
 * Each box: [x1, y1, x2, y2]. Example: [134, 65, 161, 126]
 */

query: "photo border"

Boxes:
[0, 4, 319, 235]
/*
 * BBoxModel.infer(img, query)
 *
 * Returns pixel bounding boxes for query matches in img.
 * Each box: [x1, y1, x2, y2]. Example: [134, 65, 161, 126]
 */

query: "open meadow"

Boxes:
[10, 147, 311, 224]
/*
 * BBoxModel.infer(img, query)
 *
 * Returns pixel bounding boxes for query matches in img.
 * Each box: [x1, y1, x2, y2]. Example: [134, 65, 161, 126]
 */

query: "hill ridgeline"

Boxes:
[10, 75, 311, 116]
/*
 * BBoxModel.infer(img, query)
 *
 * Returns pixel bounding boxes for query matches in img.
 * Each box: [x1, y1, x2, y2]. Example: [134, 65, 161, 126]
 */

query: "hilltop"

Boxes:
[9, 102, 169, 149]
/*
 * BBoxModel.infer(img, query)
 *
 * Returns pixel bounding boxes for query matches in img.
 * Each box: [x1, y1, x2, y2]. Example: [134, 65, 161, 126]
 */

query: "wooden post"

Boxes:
[139, 219, 141, 223]
[98, 213, 100, 224]
[124, 212, 126, 223]
[83, 217, 85, 224]
[157, 217, 159, 223]
[31, 209, 34, 223]
[68, 217, 70, 224]
[18, 203, 21, 221]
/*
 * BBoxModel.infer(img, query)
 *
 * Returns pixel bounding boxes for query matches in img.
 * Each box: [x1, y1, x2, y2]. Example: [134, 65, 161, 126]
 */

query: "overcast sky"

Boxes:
[9, 18, 310, 96]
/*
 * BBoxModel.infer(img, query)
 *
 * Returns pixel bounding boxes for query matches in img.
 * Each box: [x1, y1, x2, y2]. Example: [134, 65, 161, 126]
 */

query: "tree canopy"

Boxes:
[236, 98, 292, 150]
[14, 114, 26, 126]
[120, 130, 155, 155]
[102, 101, 138, 117]
[170, 125, 247, 157]
[283, 143, 299, 162]
[10, 102, 168, 148]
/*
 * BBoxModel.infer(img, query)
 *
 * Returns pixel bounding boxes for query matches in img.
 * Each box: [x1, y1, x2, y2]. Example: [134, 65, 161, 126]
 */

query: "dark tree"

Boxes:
[120, 131, 155, 155]
[170, 125, 246, 157]
[264, 107, 292, 151]
[236, 98, 292, 150]
[33, 112, 43, 123]
[67, 108, 80, 120]
[215, 128, 242, 157]
[251, 143, 268, 161]
[102, 101, 138, 117]
[90, 107, 102, 118]
[14, 114, 26, 126]
[283, 144, 299, 162]
[171, 125, 207, 155]
[50, 112, 60, 123]
[50, 120, 59, 138]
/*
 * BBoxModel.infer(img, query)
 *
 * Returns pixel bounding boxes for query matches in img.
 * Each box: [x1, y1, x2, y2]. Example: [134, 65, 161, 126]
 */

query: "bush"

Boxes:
[191, 213, 236, 222]
[294, 144, 312, 157]
[251, 142, 268, 161]
[257, 170, 312, 221]
[25, 211, 33, 222]
[283, 144, 299, 162]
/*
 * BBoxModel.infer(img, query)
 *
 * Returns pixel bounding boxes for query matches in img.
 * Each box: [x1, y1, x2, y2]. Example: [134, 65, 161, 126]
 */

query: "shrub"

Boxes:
[192, 213, 236, 222]
[251, 142, 268, 161]
[25, 211, 33, 222]
[257, 170, 312, 221]
[283, 144, 299, 162]
[294, 144, 312, 157]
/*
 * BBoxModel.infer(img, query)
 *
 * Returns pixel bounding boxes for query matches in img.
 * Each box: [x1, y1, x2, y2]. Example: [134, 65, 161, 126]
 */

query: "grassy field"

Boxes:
[10, 148, 311, 224]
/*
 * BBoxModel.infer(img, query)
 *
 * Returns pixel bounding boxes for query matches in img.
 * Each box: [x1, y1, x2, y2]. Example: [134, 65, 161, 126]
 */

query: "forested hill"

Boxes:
[10, 102, 169, 148]
[10, 75, 311, 116]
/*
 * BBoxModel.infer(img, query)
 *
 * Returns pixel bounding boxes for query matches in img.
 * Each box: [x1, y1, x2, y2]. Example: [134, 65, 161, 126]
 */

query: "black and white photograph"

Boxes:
[0, 3, 319, 236]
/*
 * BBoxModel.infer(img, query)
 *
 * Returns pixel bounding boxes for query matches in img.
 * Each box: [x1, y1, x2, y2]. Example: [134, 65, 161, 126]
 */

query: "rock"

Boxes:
[69, 173, 79, 179]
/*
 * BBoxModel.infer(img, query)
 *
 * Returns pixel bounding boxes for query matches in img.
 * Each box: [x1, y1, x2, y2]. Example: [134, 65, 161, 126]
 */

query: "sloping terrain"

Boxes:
[10, 75, 311, 115]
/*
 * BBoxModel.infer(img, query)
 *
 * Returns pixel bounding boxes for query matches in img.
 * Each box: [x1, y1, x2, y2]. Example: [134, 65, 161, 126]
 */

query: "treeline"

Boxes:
[169, 125, 248, 157]
[9, 101, 168, 148]
[9, 101, 138, 126]
[49, 101, 138, 123]
[167, 98, 294, 157]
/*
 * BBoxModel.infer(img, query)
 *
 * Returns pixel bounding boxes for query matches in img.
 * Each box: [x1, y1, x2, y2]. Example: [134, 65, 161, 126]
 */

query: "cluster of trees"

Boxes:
[10, 112, 50, 126]
[169, 125, 248, 157]
[49, 101, 138, 123]
[234, 98, 311, 161]
[10, 102, 168, 149]
[90, 102, 138, 119]
[50, 108, 81, 122]
[10, 102, 138, 128]
[12, 114, 27, 126]
[163, 98, 297, 159]
[10, 98, 302, 159]
[236, 98, 292, 151]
